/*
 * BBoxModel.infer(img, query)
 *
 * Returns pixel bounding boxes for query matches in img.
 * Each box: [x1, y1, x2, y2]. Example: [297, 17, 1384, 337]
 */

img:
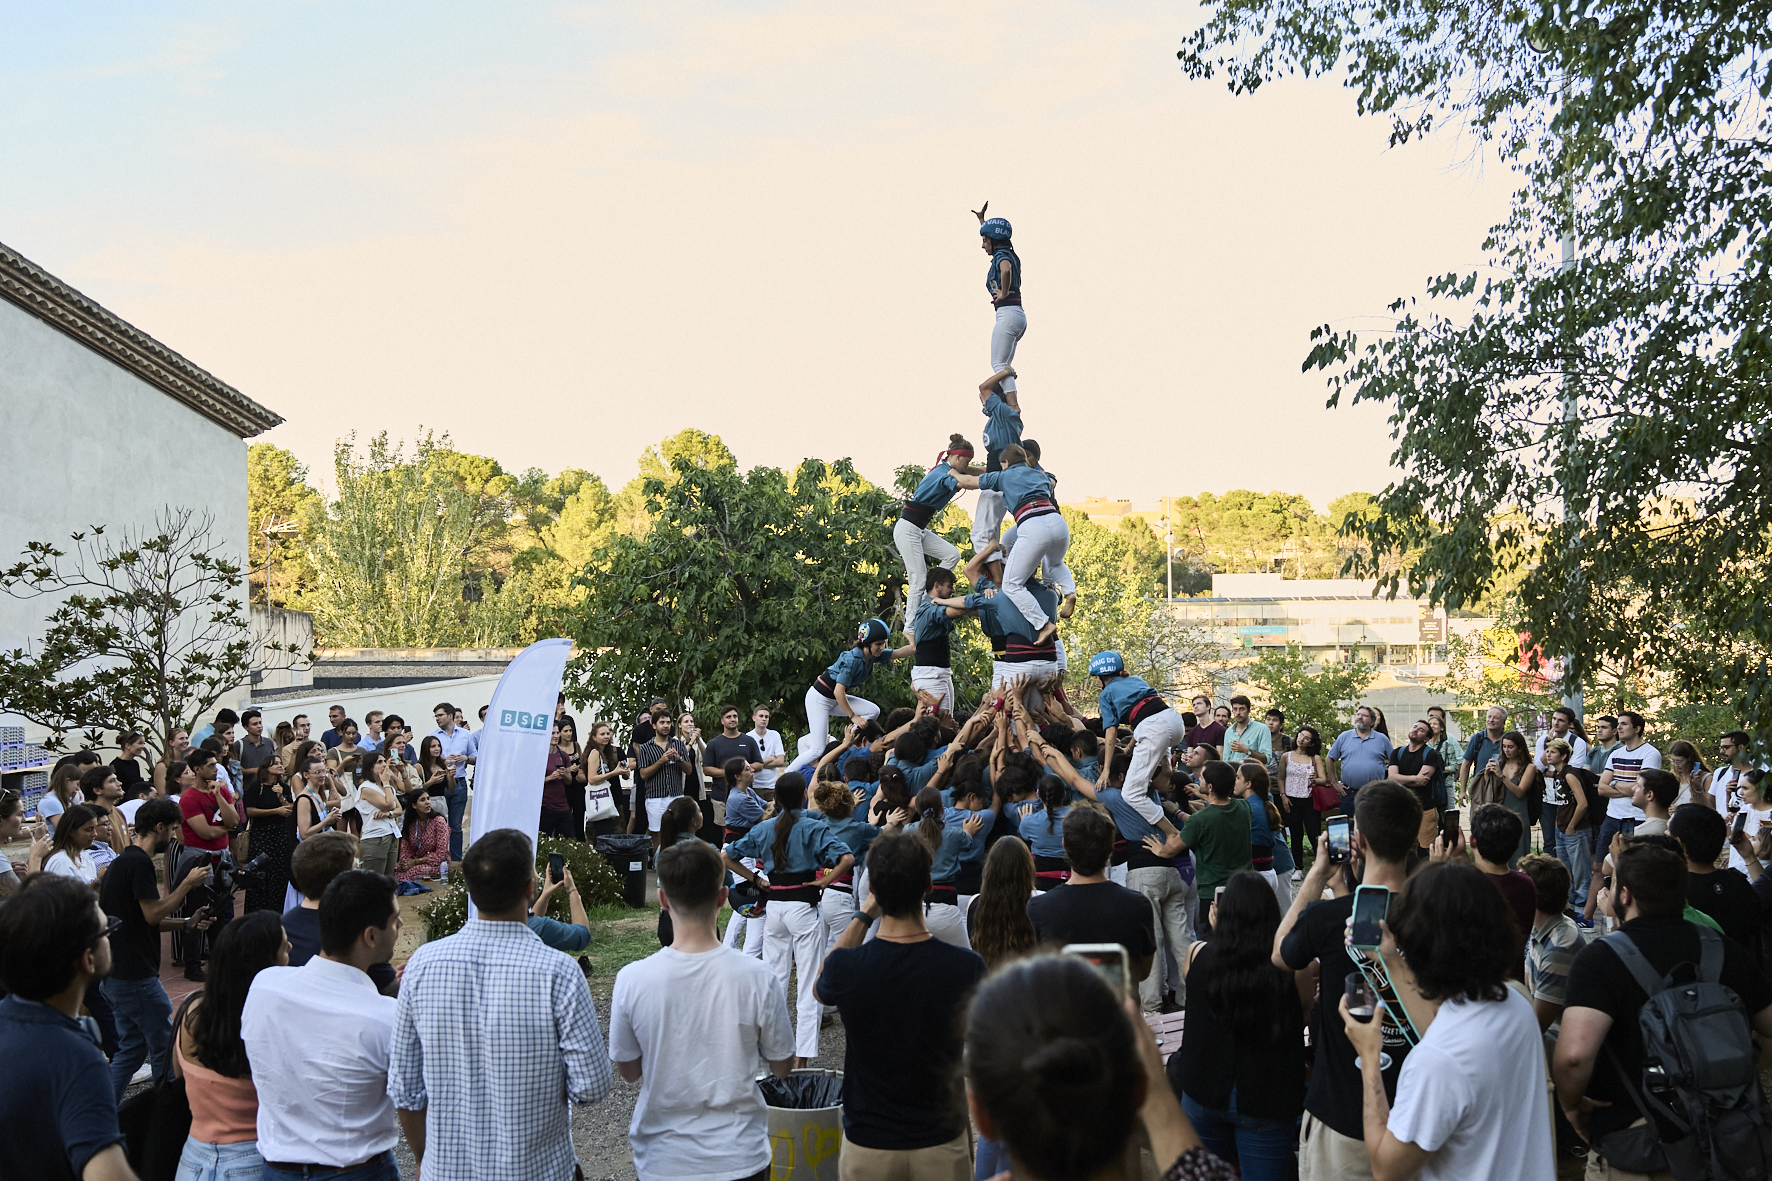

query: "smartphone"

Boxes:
[1326, 814, 1353, 864]
[1734, 810, 1750, 839]
[547, 852, 565, 884]
[1214, 885, 1227, 904]
[1062, 943, 1130, 999]
[1440, 808, 1460, 847]
[1351, 884, 1390, 949]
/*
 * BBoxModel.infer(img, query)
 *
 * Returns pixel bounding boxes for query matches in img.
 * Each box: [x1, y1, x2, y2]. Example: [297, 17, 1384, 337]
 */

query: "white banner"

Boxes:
[465, 637, 572, 917]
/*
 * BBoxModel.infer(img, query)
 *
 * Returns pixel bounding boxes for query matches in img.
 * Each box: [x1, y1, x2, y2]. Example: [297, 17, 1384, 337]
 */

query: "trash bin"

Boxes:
[594, 834, 652, 909]
[760, 1069, 844, 1181]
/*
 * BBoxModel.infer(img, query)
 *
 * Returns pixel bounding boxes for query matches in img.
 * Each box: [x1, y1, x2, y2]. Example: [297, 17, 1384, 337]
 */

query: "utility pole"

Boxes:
[1165, 495, 1174, 601]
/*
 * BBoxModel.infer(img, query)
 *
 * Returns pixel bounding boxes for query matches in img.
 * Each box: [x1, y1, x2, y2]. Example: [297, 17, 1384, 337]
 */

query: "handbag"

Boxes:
[1310, 781, 1344, 811]
[585, 781, 619, 823]
[118, 992, 200, 1181]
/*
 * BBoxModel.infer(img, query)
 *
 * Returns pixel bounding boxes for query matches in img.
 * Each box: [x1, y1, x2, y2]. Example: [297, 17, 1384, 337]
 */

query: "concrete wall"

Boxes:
[0, 297, 253, 740]
[251, 606, 315, 692]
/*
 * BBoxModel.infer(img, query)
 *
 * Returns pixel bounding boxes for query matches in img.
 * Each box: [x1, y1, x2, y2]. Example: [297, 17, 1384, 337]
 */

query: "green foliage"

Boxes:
[0, 509, 308, 756]
[246, 443, 324, 607]
[1246, 643, 1378, 740]
[1181, 0, 1772, 739]
[564, 453, 902, 728]
[1061, 510, 1225, 705]
[420, 835, 626, 943]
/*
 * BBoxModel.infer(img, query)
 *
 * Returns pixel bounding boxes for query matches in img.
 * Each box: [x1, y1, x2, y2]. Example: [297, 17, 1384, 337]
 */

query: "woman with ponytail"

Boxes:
[895, 434, 984, 640]
[1235, 762, 1292, 908]
[1165, 872, 1305, 1181]
[1018, 774, 1073, 891]
[903, 786, 986, 948]
[722, 772, 853, 1066]
[966, 955, 1230, 1181]
[810, 778, 906, 955]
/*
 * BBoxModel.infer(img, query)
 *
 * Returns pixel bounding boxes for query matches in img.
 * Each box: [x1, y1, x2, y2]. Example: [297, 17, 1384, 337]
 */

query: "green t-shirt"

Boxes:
[1179, 801, 1254, 891]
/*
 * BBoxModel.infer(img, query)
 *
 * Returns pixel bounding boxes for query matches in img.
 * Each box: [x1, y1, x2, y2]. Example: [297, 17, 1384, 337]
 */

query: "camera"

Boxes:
[196, 850, 274, 908]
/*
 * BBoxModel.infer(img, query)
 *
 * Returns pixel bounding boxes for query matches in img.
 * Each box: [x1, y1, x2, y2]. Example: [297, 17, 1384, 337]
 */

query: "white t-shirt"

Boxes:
[1387, 990, 1554, 1181]
[356, 779, 401, 841]
[43, 849, 98, 884]
[609, 946, 795, 1181]
[118, 798, 149, 825]
[1533, 732, 1588, 781]
[1604, 742, 1660, 821]
[749, 728, 784, 794]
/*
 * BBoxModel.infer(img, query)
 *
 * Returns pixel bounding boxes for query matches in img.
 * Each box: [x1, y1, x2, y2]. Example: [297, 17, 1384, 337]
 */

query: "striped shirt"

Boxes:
[1527, 913, 1583, 1011]
[637, 739, 690, 802]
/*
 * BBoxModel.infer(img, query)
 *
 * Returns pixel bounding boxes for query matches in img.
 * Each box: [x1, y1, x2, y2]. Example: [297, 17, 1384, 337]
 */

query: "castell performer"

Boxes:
[1087, 650, 1186, 827]
[896, 434, 981, 638]
[804, 619, 912, 750]
[976, 443, 1070, 645]
[972, 201, 1025, 552]
[910, 568, 963, 714]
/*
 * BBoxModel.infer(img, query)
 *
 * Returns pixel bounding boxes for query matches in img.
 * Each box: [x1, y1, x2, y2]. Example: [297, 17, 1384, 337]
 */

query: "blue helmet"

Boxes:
[1088, 650, 1124, 677]
[979, 217, 1013, 241]
[857, 618, 889, 646]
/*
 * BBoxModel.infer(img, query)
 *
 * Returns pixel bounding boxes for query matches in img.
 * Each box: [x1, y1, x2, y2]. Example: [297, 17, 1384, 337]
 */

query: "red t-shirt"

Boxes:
[179, 784, 233, 851]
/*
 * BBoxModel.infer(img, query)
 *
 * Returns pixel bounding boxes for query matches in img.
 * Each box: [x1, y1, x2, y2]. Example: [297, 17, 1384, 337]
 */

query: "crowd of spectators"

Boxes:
[4, 681, 1772, 1181]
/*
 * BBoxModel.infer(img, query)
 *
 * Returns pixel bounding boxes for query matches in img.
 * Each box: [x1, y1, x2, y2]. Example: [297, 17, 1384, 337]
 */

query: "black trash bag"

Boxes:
[758, 1072, 845, 1109]
[594, 834, 653, 858]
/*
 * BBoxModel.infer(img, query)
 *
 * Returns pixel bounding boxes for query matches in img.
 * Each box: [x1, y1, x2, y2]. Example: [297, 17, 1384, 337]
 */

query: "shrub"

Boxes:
[420, 835, 627, 944]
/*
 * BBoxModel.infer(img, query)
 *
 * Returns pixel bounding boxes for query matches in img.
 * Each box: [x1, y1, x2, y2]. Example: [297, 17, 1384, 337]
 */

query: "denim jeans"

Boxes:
[104, 975, 174, 1101]
[445, 778, 469, 860]
[177, 1137, 263, 1181]
[974, 1133, 1010, 1180]
[1556, 827, 1594, 907]
[261, 1149, 399, 1180]
[1181, 1090, 1298, 1181]
[84, 973, 120, 1058]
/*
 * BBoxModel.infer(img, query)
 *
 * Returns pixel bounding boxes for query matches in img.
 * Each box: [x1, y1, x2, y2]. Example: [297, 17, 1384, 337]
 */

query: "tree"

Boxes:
[0, 509, 309, 755]
[303, 432, 518, 647]
[246, 443, 323, 606]
[1061, 511, 1225, 705]
[563, 454, 903, 729]
[1180, 1, 1772, 736]
[1246, 643, 1378, 741]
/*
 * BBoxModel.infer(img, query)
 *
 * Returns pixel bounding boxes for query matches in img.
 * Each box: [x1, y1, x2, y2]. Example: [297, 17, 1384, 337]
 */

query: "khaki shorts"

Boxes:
[1298, 1110, 1373, 1181]
[838, 1131, 970, 1181]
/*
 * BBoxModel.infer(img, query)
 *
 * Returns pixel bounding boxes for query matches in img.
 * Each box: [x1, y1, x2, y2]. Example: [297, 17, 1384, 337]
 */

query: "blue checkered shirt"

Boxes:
[387, 918, 613, 1181]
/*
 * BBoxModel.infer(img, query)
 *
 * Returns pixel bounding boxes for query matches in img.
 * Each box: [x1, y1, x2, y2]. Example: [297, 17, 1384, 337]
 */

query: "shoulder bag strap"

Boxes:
[166, 991, 203, 1082]
[1602, 931, 1672, 999]
[1695, 923, 1725, 983]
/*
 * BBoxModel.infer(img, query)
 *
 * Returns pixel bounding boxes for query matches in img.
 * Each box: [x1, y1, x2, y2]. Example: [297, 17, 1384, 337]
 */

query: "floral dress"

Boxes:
[397, 814, 450, 881]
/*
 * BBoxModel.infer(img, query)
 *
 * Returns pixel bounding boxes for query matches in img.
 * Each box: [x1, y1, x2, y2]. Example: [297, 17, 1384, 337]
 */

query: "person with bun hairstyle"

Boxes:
[966, 954, 1232, 1181]
[804, 619, 913, 753]
[896, 436, 984, 640]
[815, 831, 987, 1180]
[722, 773, 854, 1067]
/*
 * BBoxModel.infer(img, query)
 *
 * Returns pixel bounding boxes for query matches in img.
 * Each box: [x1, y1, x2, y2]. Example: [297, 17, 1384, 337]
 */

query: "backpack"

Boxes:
[1595, 928, 1772, 1180]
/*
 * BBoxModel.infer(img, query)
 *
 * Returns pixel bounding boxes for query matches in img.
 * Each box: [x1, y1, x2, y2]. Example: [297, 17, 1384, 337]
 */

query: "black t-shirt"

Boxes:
[1564, 915, 1772, 1142]
[704, 734, 762, 802]
[280, 905, 398, 993]
[98, 845, 162, 980]
[1278, 894, 1416, 1139]
[110, 758, 146, 797]
[1754, 874, 1772, 979]
[1389, 743, 1446, 811]
[1687, 870, 1763, 965]
[815, 938, 985, 1150]
[1025, 881, 1157, 961]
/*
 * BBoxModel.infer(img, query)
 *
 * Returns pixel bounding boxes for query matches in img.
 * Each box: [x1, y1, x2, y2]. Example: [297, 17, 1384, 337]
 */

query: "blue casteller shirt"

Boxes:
[907, 466, 962, 513]
[900, 745, 950, 793]
[1097, 675, 1164, 729]
[964, 580, 1056, 644]
[981, 392, 1023, 467]
[724, 786, 767, 831]
[947, 806, 991, 867]
[986, 246, 1022, 305]
[527, 914, 592, 952]
[976, 464, 1054, 511]
[824, 815, 883, 858]
[824, 646, 893, 689]
[1019, 804, 1070, 858]
[902, 819, 976, 883]
[0, 996, 122, 1181]
[725, 812, 847, 875]
[913, 598, 958, 642]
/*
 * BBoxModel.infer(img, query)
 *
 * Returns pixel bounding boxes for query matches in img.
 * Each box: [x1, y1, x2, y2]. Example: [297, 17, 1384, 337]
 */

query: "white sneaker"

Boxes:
[129, 1063, 154, 1086]
[1290, 869, 1304, 883]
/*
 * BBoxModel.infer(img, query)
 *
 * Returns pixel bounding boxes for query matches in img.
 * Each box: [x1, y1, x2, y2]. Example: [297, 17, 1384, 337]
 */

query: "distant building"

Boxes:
[0, 240, 281, 753]
[1173, 573, 1489, 673]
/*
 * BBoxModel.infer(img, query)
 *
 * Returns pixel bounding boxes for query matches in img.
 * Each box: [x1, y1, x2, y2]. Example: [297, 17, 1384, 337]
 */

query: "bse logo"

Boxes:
[499, 709, 551, 732]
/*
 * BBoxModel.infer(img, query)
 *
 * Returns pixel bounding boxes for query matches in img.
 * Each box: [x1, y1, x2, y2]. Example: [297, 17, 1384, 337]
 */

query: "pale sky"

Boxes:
[2, 1, 1512, 509]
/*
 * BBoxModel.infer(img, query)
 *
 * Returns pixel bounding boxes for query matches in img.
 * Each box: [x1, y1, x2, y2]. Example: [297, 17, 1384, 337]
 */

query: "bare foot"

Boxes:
[1035, 622, 1058, 645]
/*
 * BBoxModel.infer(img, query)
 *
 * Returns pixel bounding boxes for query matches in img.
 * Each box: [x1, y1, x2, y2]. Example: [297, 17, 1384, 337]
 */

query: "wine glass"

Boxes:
[1345, 975, 1392, 1072]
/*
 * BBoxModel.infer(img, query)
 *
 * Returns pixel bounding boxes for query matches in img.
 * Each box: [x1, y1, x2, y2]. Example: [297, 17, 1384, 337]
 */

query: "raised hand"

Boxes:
[971, 200, 989, 223]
